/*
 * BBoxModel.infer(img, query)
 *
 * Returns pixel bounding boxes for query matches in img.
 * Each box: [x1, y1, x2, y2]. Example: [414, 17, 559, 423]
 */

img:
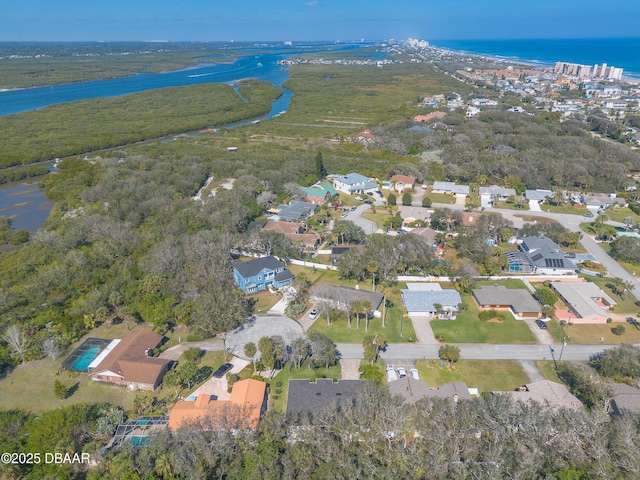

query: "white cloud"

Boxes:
[305, 1, 319, 6]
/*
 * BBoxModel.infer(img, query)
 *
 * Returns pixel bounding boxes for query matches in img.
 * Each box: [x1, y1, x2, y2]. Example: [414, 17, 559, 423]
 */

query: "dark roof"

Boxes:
[275, 270, 294, 282]
[310, 283, 384, 311]
[472, 286, 541, 314]
[234, 256, 286, 279]
[286, 379, 366, 416]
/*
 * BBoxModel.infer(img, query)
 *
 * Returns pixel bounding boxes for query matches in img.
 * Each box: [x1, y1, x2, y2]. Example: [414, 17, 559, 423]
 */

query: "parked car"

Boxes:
[535, 319, 547, 330]
[410, 368, 419, 380]
[583, 213, 594, 218]
[340, 213, 348, 218]
[350, 206, 357, 211]
[364, 200, 373, 205]
[213, 363, 233, 378]
[397, 367, 407, 378]
[309, 307, 318, 320]
[386, 364, 397, 382]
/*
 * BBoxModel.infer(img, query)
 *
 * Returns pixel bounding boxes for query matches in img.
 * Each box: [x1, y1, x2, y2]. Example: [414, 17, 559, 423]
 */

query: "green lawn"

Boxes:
[431, 295, 536, 344]
[248, 290, 282, 314]
[426, 192, 455, 204]
[582, 274, 637, 313]
[560, 321, 640, 345]
[416, 360, 529, 392]
[547, 204, 589, 215]
[268, 361, 342, 413]
[536, 361, 561, 383]
[0, 358, 136, 413]
[603, 206, 640, 223]
[492, 200, 529, 211]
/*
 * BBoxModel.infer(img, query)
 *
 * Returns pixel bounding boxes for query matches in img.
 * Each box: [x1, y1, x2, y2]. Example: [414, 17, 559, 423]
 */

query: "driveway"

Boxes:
[225, 314, 303, 359]
[524, 318, 555, 345]
[190, 358, 250, 401]
[159, 339, 224, 360]
[344, 204, 379, 234]
[406, 314, 438, 344]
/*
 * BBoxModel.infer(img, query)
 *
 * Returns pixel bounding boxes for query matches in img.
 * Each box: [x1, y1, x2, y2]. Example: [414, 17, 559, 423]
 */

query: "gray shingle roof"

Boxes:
[286, 379, 366, 416]
[472, 286, 541, 314]
[401, 289, 462, 313]
[234, 256, 285, 279]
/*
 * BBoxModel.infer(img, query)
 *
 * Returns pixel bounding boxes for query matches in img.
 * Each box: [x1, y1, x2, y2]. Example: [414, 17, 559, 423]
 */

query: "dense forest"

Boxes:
[0, 80, 280, 168]
[3, 383, 640, 479]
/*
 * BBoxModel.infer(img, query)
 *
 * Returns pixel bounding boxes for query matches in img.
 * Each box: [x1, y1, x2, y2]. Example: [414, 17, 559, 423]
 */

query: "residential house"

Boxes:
[233, 256, 294, 294]
[168, 378, 267, 430]
[330, 245, 365, 264]
[466, 106, 481, 118]
[272, 201, 317, 222]
[431, 181, 470, 197]
[580, 193, 625, 212]
[413, 111, 446, 124]
[472, 286, 541, 319]
[389, 378, 472, 404]
[493, 380, 582, 410]
[607, 384, 640, 416]
[301, 182, 338, 205]
[333, 173, 378, 195]
[389, 174, 416, 193]
[353, 129, 377, 145]
[550, 281, 616, 324]
[310, 283, 384, 313]
[513, 235, 576, 275]
[525, 189, 553, 203]
[401, 283, 462, 318]
[262, 222, 320, 250]
[88, 329, 171, 391]
[286, 379, 366, 416]
[479, 185, 517, 204]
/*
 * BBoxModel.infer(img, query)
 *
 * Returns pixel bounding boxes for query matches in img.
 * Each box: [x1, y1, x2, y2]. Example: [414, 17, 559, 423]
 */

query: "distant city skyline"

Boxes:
[1, 0, 639, 42]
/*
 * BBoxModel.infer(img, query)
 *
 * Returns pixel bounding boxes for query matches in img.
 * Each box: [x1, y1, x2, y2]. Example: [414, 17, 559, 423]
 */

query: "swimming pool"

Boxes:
[71, 346, 101, 371]
[62, 337, 111, 372]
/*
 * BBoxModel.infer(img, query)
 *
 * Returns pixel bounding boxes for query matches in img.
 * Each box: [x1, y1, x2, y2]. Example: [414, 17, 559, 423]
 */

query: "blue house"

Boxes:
[233, 256, 294, 294]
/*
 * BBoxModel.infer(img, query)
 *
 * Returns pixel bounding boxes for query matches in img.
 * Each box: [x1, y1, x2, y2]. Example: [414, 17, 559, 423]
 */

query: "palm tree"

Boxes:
[244, 342, 257, 374]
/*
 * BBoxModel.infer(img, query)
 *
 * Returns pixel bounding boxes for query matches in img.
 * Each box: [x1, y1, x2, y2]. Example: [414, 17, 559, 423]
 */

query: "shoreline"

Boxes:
[428, 39, 640, 82]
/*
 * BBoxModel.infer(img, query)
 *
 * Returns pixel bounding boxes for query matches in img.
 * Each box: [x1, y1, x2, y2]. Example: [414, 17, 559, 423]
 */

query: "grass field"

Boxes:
[416, 360, 529, 392]
[426, 192, 455, 205]
[561, 321, 640, 344]
[268, 361, 342, 413]
[0, 357, 136, 413]
[536, 361, 561, 383]
[430, 295, 537, 344]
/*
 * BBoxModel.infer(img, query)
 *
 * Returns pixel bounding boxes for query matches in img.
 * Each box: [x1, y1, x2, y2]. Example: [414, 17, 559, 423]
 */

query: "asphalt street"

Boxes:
[336, 342, 624, 361]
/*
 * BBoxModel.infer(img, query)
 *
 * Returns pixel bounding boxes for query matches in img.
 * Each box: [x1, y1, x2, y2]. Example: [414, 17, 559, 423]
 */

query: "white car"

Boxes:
[309, 308, 318, 320]
[397, 367, 407, 378]
[410, 368, 419, 380]
[386, 364, 397, 382]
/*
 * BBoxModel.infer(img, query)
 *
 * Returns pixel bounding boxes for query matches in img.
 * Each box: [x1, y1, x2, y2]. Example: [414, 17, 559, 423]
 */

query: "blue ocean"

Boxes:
[431, 38, 640, 78]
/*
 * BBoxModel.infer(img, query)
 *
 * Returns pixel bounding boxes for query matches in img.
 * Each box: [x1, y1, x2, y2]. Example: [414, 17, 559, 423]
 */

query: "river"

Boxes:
[0, 42, 376, 233]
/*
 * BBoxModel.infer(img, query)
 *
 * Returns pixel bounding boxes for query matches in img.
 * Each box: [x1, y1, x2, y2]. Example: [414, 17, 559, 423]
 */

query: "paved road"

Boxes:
[336, 342, 624, 361]
[344, 204, 379, 234]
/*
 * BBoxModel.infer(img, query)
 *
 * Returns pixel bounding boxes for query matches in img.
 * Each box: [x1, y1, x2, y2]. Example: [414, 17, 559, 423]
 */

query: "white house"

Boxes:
[333, 173, 378, 195]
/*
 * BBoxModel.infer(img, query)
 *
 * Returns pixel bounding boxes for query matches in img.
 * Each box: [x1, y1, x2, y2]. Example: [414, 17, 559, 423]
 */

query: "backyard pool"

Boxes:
[71, 346, 101, 371]
[62, 338, 111, 372]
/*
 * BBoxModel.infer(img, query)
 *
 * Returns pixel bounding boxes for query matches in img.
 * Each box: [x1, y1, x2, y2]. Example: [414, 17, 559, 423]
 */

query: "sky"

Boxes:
[1, 0, 639, 42]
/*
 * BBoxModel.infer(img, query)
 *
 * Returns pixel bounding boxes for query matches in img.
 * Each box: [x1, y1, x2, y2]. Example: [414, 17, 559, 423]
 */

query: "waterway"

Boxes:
[0, 42, 375, 233]
[0, 178, 52, 233]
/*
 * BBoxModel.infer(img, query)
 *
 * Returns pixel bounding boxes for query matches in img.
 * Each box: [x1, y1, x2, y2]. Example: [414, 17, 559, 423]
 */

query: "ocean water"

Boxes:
[431, 38, 640, 78]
